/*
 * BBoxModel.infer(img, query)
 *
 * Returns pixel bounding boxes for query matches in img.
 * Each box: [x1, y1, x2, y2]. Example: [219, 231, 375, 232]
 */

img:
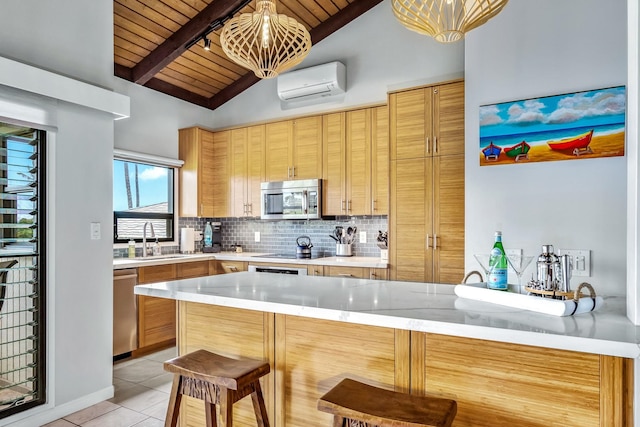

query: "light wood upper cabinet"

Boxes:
[265, 121, 292, 182]
[292, 116, 323, 179]
[265, 117, 322, 181]
[371, 106, 389, 215]
[390, 81, 464, 160]
[230, 125, 265, 217]
[323, 107, 388, 216]
[346, 109, 372, 215]
[178, 127, 215, 217]
[322, 112, 346, 216]
[211, 130, 230, 217]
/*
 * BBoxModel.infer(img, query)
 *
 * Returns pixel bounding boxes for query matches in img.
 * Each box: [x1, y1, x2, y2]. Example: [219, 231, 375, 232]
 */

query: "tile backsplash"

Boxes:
[180, 216, 388, 257]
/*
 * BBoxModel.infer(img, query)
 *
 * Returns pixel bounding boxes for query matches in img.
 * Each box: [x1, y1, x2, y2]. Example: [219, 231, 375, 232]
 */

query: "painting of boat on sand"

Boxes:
[479, 86, 626, 166]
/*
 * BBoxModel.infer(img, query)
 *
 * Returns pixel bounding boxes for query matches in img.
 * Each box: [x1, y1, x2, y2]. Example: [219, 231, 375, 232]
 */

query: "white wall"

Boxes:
[113, 79, 214, 158]
[211, 1, 465, 128]
[464, 0, 628, 296]
[0, 0, 116, 425]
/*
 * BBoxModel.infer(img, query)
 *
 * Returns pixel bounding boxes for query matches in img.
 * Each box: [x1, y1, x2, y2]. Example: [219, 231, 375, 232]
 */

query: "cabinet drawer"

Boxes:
[138, 264, 177, 284]
[177, 261, 210, 279]
[218, 260, 247, 274]
[326, 266, 367, 279]
[369, 268, 388, 280]
[307, 265, 324, 276]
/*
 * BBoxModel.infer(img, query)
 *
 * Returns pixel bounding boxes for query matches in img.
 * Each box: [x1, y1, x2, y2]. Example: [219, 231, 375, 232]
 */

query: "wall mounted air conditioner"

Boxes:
[277, 62, 346, 102]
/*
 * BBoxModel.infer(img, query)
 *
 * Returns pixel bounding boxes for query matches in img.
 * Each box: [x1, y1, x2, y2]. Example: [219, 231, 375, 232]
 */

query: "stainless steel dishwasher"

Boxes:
[113, 268, 138, 357]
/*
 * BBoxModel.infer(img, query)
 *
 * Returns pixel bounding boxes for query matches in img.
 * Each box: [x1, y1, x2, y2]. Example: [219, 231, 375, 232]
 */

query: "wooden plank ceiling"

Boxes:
[114, 0, 383, 110]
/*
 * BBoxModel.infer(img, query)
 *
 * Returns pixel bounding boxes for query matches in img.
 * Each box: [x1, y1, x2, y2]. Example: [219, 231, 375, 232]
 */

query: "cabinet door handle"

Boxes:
[426, 137, 430, 154]
[247, 203, 252, 215]
[287, 167, 291, 178]
[372, 200, 376, 212]
[370, 271, 376, 280]
[338, 273, 353, 277]
[341, 200, 346, 212]
[434, 136, 438, 154]
[426, 234, 431, 249]
[347, 200, 351, 212]
[434, 234, 438, 250]
[292, 166, 296, 177]
[229, 266, 238, 272]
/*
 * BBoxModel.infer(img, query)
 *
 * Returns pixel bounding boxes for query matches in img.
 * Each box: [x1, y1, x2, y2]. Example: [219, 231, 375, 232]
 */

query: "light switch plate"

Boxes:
[255, 231, 260, 242]
[558, 249, 591, 277]
[360, 231, 366, 243]
[90, 222, 101, 240]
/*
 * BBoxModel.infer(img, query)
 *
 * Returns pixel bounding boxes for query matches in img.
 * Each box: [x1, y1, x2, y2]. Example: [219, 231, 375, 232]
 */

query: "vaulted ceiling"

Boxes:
[114, 0, 383, 110]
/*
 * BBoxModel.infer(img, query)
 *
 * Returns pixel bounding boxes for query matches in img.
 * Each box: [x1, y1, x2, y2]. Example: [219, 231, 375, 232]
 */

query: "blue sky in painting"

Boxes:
[479, 86, 626, 139]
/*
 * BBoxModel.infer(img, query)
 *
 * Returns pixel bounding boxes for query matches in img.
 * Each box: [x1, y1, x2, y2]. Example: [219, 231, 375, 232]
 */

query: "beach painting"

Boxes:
[479, 86, 626, 166]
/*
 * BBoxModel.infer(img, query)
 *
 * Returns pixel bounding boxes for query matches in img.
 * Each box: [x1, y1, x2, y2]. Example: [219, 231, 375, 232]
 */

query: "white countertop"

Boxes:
[135, 271, 640, 359]
[114, 252, 388, 269]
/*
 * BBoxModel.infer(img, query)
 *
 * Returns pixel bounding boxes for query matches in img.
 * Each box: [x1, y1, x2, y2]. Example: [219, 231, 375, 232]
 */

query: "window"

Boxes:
[113, 159, 175, 243]
[0, 122, 46, 419]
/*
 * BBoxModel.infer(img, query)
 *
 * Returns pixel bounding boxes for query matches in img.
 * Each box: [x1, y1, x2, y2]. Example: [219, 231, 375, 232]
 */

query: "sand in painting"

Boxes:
[479, 132, 625, 166]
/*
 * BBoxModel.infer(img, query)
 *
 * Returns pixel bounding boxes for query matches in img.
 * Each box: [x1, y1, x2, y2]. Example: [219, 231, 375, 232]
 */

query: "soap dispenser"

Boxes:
[153, 238, 162, 256]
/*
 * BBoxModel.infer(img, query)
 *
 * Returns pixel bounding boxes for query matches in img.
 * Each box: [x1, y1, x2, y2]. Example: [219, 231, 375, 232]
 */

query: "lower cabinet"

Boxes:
[136, 260, 216, 353]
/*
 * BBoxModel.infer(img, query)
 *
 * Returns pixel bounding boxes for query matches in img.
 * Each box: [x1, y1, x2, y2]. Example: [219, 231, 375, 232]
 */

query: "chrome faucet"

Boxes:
[142, 222, 155, 257]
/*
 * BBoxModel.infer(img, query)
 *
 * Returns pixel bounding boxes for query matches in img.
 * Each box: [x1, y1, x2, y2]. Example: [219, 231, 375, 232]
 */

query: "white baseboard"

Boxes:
[0, 385, 114, 427]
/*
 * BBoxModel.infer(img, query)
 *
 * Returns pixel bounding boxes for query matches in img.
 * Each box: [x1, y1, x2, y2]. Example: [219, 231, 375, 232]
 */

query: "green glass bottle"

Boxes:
[487, 231, 508, 290]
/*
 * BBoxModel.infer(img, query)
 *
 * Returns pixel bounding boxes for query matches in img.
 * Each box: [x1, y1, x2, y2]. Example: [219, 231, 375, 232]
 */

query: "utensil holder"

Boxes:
[380, 249, 388, 262]
[336, 243, 352, 257]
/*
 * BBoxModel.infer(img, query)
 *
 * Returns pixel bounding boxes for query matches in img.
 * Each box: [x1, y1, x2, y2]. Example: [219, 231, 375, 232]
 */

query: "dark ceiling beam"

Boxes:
[115, 63, 212, 109]
[131, 0, 250, 85]
[144, 78, 212, 109]
[208, 0, 384, 110]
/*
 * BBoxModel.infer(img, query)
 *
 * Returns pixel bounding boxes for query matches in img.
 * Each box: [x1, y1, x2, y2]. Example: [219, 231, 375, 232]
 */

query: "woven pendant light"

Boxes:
[392, 0, 509, 43]
[220, 0, 312, 79]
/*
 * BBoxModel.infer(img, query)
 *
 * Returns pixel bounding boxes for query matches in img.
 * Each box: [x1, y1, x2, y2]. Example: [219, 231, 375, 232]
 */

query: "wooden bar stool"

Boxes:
[318, 378, 457, 427]
[164, 349, 270, 427]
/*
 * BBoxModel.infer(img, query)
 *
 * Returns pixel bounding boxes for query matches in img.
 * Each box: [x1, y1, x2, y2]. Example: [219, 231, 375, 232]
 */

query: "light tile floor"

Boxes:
[44, 347, 177, 427]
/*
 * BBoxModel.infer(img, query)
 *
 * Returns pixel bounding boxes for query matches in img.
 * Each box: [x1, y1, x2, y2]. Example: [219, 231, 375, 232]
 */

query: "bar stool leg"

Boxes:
[250, 381, 269, 427]
[165, 375, 183, 427]
[218, 388, 233, 427]
[332, 415, 345, 427]
[204, 401, 218, 427]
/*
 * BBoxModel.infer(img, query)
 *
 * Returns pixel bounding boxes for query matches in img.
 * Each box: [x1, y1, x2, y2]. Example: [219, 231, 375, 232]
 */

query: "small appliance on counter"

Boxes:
[203, 222, 222, 253]
[296, 236, 313, 259]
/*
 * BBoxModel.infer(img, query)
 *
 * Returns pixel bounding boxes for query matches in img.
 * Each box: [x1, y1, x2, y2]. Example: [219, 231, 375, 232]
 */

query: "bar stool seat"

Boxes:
[318, 378, 456, 427]
[164, 349, 270, 427]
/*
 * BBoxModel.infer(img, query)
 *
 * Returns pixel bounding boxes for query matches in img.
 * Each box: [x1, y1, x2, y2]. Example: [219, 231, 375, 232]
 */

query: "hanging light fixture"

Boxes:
[392, 0, 509, 43]
[220, 0, 312, 79]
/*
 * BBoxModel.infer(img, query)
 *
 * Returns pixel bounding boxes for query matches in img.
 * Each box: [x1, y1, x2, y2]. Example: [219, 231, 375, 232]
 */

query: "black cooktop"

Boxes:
[256, 253, 325, 260]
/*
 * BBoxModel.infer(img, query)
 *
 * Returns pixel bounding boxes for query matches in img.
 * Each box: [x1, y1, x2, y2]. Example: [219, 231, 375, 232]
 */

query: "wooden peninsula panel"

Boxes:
[411, 333, 633, 427]
[174, 299, 632, 427]
[275, 314, 410, 427]
[177, 302, 275, 427]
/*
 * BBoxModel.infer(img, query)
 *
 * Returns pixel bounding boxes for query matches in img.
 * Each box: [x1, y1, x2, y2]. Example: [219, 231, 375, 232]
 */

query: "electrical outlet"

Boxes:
[360, 231, 366, 243]
[255, 231, 260, 242]
[558, 249, 591, 277]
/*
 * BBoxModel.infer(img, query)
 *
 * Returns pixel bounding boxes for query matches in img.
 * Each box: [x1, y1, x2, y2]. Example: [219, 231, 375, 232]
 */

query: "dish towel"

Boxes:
[454, 283, 603, 317]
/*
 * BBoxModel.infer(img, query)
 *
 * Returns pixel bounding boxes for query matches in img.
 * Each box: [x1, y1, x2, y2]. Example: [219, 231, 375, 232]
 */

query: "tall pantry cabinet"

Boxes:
[389, 81, 465, 284]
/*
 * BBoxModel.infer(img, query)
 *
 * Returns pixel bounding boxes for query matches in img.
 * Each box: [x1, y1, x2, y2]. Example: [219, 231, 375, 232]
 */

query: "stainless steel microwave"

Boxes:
[261, 179, 321, 220]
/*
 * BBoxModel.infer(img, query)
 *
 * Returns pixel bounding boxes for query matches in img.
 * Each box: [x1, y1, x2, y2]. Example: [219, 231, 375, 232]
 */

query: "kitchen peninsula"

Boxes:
[135, 272, 636, 427]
